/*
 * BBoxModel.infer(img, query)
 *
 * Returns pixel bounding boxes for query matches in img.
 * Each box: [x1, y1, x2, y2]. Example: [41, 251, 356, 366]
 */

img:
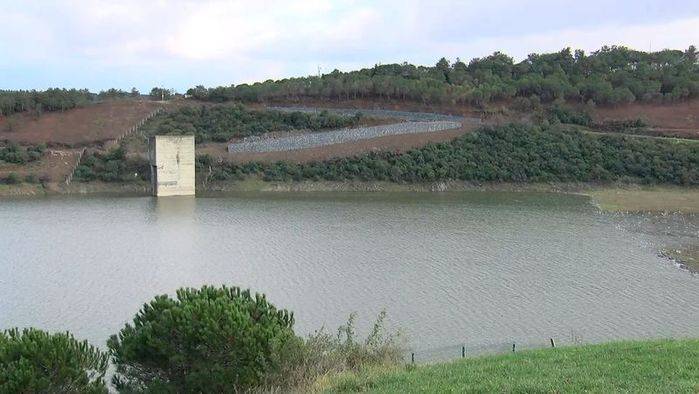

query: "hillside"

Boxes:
[2, 43, 699, 191]
[0, 99, 162, 187]
[0, 99, 162, 146]
[324, 339, 699, 393]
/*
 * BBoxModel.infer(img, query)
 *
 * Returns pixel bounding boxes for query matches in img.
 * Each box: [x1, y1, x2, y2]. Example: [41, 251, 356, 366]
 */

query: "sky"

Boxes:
[1, 0, 698, 92]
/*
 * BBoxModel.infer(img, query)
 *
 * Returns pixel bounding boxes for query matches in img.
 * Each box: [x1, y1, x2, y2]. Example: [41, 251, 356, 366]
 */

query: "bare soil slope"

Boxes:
[591, 100, 699, 139]
[0, 100, 162, 146]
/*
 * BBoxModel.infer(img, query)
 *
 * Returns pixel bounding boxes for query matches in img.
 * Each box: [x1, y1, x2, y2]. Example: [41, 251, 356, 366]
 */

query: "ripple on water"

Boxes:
[0, 192, 697, 350]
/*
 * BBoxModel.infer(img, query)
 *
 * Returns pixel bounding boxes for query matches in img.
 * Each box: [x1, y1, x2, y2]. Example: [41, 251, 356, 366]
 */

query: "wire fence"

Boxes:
[405, 333, 585, 364]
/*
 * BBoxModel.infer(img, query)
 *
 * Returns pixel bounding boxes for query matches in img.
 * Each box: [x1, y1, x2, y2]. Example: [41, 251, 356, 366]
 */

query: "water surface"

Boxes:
[1, 192, 697, 353]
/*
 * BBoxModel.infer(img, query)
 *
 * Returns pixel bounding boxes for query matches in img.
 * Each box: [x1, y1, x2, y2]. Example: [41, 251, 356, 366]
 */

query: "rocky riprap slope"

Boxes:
[228, 107, 477, 153]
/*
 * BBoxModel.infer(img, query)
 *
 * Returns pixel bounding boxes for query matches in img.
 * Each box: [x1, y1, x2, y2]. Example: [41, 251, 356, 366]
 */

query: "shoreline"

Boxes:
[2, 179, 699, 211]
[3, 179, 697, 273]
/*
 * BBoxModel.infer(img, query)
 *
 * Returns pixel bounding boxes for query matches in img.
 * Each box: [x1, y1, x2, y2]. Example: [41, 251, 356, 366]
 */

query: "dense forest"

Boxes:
[200, 124, 698, 186]
[140, 104, 362, 143]
[187, 46, 699, 107]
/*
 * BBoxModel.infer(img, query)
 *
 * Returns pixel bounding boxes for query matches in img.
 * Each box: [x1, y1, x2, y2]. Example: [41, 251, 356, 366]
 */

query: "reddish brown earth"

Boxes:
[591, 100, 699, 139]
[200, 125, 476, 164]
[0, 100, 163, 147]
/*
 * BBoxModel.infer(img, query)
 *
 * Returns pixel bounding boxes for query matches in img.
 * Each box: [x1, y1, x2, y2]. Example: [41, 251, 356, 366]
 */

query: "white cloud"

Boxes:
[0, 0, 697, 90]
[431, 16, 699, 61]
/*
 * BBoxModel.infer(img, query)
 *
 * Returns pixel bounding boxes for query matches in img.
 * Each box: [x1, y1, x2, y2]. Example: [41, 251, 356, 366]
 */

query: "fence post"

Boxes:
[461, 345, 465, 358]
[512, 343, 516, 352]
[550, 338, 556, 348]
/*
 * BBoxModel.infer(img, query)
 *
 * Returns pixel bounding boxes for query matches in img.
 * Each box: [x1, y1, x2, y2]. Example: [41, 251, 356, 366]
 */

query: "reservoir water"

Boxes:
[1, 192, 697, 355]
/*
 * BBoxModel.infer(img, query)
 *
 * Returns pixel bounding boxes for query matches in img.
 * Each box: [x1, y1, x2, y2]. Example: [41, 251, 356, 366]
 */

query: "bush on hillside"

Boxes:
[0, 143, 46, 164]
[204, 124, 699, 186]
[0, 328, 108, 393]
[140, 104, 361, 143]
[74, 146, 149, 183]
[3, 172, 20, 184]
[107, 285, 296, 392]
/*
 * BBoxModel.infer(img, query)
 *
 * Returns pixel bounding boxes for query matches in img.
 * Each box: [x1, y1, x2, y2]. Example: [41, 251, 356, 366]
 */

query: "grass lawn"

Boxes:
[323, 339, 699, 393]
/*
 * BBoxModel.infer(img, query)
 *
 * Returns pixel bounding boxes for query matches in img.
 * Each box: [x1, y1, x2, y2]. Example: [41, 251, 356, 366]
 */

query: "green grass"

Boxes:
[323, 339, 699, 393]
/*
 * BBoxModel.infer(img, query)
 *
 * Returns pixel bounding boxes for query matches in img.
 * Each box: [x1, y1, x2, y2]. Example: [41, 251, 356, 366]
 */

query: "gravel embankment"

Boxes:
[228, 107, 479, 153]
[228, 121, 463, 153]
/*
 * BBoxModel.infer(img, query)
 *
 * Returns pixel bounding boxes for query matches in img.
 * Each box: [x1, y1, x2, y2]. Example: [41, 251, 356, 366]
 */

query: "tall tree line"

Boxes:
[187, 45, 699, 107]
[0, 88, 94, 116]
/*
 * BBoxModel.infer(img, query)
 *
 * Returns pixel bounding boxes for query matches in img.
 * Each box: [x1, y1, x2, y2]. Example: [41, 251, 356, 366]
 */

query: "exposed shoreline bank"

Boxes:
[2, 180, 698, 212]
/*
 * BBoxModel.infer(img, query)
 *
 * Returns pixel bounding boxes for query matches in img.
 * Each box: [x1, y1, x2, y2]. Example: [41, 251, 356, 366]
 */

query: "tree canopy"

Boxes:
[0, 88, 94, 116]
[0, 328, 108, 393]
[107, 285, 296, 392]
[187, 46, 699, 107]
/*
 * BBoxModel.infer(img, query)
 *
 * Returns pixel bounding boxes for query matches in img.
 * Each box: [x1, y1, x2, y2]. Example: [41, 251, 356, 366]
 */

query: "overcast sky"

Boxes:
[1, 0, 698, 92]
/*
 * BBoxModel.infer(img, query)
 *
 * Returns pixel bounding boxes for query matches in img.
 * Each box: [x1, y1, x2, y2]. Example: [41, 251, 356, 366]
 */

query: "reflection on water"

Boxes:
[151, 195, 197, 219]
[0, 192, 697, 351]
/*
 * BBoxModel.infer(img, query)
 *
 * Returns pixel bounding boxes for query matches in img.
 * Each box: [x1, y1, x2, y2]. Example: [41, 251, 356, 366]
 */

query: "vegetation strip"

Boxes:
[203, 124, 698, 186]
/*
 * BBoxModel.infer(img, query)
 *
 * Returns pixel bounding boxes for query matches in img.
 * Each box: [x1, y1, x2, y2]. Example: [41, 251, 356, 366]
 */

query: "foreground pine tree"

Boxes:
[107, 285, 296, 392]
[0, 328, 108, 393]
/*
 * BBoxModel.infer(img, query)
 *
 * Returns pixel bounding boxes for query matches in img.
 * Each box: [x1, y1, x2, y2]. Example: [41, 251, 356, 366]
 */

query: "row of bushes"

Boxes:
[202, 124, 699, 185]
[0, 87, 186, 117]
[0, 285, 402, 392]
[141, 104, 362, 143]
[0, 89, 93, 116]
[0, 143, 46, 164]
[0, 173, 44, 185]
[73, 147, 149, 183]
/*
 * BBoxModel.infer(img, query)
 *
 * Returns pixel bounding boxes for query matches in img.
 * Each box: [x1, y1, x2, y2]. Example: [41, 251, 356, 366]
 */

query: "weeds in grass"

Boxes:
[266, 310, 405, 391]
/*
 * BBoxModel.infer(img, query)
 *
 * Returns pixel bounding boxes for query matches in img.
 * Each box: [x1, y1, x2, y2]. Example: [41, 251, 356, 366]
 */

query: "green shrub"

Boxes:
[274, 311, 405, 389]
[0, 143, 46, 164]
[0, 328, 108, 393]
[107, 285, 296, 392]
[547, 105, 592, 126]
[73, 146, 149, 183]
[4, 172, 20, 184]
